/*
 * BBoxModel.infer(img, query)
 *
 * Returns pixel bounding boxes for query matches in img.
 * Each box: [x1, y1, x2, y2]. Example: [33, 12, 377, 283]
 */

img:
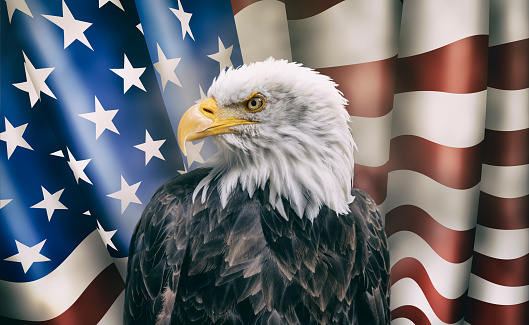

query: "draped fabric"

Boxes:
[0, 0, 527, 324]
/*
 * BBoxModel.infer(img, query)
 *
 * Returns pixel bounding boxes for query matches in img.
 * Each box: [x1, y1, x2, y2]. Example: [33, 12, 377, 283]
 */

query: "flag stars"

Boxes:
[13, 52, 56, 108]
[1, 199, 13, 209]
[0, 117, 33, 159]
[111, 54, 146, 94]
[30, 187, 67, 221]
[154, 44, 182, 91]
[177, 165, 187, 175]
[79, 97, 119, 139]
[96, 220, 117, 250]
[99, 0, 124, 11]
[4, 240, 50, 273]
[196, 84, 207, 104]
[170, 0, 194, 41]
[185, 140, 205, 166]
[135, 130, 166, 165]
[136, 24, 143, 35]
[42, 1, 93, 50]
[50, 150, 64, 157]
[5, 0, 33, 23]
[66, 148, 92, 185]
[207, 37, 233, 72]
[107, 176, 141, 214]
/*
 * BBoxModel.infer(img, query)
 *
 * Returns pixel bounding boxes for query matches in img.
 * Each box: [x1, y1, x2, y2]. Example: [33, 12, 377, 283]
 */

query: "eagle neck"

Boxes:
[192, 136, 355, 222]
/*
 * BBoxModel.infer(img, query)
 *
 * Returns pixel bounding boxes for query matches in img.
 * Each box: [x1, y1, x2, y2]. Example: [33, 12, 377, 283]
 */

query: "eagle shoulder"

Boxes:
[258, 187, 390, 324]
[124, 168, 210, 324]
[125, 172, 390, 325]
[349, 188, 390, 325]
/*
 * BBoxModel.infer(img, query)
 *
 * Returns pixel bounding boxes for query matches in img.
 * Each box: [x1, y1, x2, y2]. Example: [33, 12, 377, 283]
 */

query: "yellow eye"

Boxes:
[245, 94, 265, 112]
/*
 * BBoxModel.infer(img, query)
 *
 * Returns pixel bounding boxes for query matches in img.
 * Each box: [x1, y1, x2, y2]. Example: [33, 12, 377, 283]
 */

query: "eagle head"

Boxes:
[177, 58, 356, 221]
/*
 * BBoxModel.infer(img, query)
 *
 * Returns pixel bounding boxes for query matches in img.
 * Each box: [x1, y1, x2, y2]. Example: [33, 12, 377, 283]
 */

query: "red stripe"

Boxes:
[231, 0, 285, 16]
[391, 258, 467, 324]
[389, 135, 482, 190]
[354, 163, 388, 205]
[391, 305, 432, 325]
[285, 0, 343, 20]
[0, 264, 125, 324]
[465, 298, 529, 325]
[395, 35, 489, 94]
[471, 252, 529, 286]
[318, 57, 397, 118]
[488, 38, 529, 90]
[385, 206, 475, 263]
[482, 129, 529, 166]
[354, 135, 482, 203]
[477, 192, 529, 229]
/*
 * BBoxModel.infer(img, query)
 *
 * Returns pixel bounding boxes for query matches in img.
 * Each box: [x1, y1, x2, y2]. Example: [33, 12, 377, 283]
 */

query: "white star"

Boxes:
[4, 240, 50, 273]
[96, 220, 117, 250]
[5, 0, 33, 23]
[50, 150, 64, 157]
[207, 37, 233, 72]
[0, 117, 33, 159]
[111, 54, 146, 93]
[42, 1, 93, 50]
[30, 186, 67, 221]
[66, 148, 92, 185]
[153, 44, 182, 91]
[185, 140, 205, 166]
[13, 52, 56, 108]
[134, 130, 166, 165]
[99, 0, 124, 11]
[0, 199, 13, 209]
[136, 23, 143, 35]
[195, 84, 207, 104]
[107, 175, 141, 214]
[79, 97, 119, 139]
[170, 0, 194, 41]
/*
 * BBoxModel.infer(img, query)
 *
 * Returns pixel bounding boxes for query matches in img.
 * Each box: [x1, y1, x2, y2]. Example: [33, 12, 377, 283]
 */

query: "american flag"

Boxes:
[1, 0, 527, 324]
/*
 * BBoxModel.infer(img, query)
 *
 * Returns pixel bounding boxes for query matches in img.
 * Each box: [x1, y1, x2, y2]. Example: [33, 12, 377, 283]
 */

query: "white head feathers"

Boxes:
[193, 58, 356, 221]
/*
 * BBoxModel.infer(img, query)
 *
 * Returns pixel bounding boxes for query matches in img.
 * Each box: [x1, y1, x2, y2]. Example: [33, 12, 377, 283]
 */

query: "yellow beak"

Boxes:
[177, 98, 258, 155]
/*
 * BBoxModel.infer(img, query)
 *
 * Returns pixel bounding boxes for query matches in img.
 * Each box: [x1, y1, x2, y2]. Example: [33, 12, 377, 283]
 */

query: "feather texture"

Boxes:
[124, 168, 390, 324]
[195, 59, 356, 222]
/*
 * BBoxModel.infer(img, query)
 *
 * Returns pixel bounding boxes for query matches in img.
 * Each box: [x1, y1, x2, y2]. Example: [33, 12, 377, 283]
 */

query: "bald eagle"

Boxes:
[124, 59, 390, 324]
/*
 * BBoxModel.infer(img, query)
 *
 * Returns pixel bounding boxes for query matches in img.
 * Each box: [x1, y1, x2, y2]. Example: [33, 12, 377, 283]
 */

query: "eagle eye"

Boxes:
[245, 94, 265, 112]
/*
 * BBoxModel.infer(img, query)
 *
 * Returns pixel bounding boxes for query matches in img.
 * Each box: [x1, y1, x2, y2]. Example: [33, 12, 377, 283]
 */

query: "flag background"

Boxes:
[1, 0, 527, 324]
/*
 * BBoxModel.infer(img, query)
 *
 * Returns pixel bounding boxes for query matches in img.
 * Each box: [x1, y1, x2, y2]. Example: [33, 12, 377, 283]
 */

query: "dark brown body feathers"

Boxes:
[125, 168, 390, 324]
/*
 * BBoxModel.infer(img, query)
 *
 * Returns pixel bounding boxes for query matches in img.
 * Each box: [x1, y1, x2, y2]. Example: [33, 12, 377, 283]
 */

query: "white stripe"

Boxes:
[481, 164, 529, 198]
[383, 170, 480, 231]
[288, 0, 401, 68]
[392, 91, 487, 148]
[390, 278, 465, 325]
[97, 290, 125, 325]
[398, 0, 489, 57]
[349, 112, 392, 167]
[0, 231, 113, 321]
[468, 274, 529, 305]
[390, 319, 417, 325]
[474, 225, 529, 260]
[113, 256, 128, 280]
[389, 231, 472, 299]
[486, 88, 529, 131]
[489, 0, 529, 46]
[234, 0, 292, 63]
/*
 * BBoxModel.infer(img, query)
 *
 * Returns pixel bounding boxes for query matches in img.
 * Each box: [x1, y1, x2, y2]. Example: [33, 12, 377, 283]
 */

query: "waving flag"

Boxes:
[1, 0, 186, 323]
[1, 0, 527, 324]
